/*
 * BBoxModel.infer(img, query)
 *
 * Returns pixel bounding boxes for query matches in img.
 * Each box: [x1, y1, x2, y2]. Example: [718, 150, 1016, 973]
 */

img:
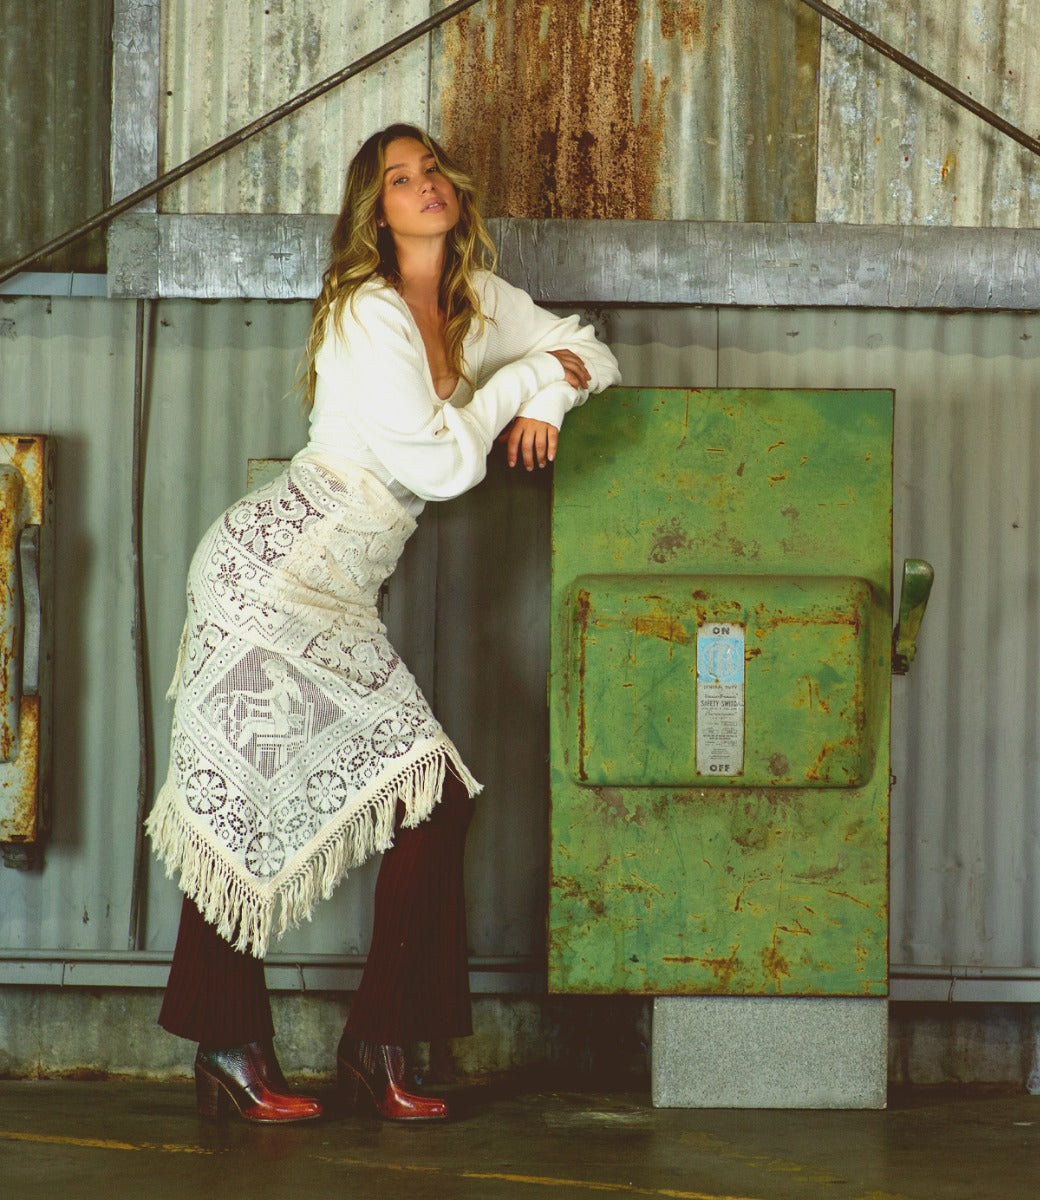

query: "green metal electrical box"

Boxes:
[549, 388, 893, 997]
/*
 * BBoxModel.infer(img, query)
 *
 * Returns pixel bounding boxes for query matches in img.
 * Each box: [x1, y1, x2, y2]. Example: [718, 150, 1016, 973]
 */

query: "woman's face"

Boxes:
[378, 136, 460, 243]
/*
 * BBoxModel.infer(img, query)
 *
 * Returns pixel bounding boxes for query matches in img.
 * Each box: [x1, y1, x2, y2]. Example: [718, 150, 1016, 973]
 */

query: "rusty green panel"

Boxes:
[549, 388, 893, 996]
[570, 574, 883, 789]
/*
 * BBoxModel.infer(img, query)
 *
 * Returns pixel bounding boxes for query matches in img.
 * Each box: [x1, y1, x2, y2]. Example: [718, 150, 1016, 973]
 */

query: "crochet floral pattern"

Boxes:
[147, 457, 479, 956]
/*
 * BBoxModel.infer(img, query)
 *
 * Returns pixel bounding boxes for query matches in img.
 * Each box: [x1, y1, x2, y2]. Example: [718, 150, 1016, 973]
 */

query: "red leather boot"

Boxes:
[337, 1038, 448, 1121]
[195, 1041, 323, 1123]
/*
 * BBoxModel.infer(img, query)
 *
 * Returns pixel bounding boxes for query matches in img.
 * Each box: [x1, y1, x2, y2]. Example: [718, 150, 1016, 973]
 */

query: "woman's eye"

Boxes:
[392, 175, 408, 186]
[426, 164, 441, 174]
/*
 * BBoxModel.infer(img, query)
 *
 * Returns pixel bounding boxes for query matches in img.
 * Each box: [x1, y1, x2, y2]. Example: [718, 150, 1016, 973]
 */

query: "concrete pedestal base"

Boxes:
[651, 996, 888, 1109]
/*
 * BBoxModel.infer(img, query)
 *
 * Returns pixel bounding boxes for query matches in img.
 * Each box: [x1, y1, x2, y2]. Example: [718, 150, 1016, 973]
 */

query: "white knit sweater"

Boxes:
[303, 270, 621, 515]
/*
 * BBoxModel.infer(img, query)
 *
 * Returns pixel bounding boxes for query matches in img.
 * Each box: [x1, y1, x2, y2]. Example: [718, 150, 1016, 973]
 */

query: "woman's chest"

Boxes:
[408, 309, 458, 401]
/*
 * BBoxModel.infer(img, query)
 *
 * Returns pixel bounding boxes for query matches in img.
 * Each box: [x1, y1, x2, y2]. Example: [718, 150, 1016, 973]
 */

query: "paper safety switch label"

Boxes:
[696, 622, 745, 777]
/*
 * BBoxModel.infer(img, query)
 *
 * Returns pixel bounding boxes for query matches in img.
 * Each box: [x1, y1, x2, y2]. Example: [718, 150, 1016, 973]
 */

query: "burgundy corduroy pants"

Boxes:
[159, 772, 476, 1048]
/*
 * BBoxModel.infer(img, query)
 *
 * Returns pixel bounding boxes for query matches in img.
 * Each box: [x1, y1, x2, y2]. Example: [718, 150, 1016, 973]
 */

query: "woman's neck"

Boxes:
[394, 237, 447, 315]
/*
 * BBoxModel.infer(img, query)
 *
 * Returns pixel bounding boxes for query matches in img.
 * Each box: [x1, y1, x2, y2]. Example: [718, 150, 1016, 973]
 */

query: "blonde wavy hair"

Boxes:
[303, 123, 496, 406]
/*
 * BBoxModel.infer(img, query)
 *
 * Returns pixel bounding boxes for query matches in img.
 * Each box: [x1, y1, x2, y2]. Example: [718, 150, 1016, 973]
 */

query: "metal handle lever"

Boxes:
[19, 525, 41, 696]
[892, 559, 934, 675]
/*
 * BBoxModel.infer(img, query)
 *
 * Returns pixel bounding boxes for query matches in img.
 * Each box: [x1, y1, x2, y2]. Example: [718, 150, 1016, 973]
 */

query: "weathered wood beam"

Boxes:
[108, 213, 1040, 310]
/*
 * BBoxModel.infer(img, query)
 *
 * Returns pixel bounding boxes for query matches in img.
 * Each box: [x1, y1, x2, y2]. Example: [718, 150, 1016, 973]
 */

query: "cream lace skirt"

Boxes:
[146, 454, 479, 957]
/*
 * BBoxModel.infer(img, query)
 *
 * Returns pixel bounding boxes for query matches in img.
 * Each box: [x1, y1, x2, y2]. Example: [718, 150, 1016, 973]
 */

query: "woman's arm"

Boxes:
[312, 286, 568, 501]
[479, 274, 621, 431]
[479, 274, 621, 466]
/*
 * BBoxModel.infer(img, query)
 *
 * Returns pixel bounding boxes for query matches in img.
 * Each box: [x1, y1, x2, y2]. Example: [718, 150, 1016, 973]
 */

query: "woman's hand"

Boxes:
[502, 417, 559, 470]
[548, 349, 591, 390]
[497, 350, 587, 470]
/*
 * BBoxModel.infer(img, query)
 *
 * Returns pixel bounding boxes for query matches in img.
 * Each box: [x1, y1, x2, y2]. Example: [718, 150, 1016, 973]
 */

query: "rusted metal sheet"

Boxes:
[818, 0, 1040, 226]
[158, 0, 430, 214]
[0, 436, 52, 859]
[0, 0, 111, 272]
[549, 388, 893, 996]
[571, 575, 878, 789]
[0, 699, 42, 850]
[143, 0, 819, 223]
[104, 0, 1040, 299]
[433, 0, 820, 220]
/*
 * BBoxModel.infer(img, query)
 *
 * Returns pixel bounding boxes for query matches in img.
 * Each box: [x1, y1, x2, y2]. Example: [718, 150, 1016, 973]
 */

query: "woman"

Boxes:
[147, 123, 620, 1124]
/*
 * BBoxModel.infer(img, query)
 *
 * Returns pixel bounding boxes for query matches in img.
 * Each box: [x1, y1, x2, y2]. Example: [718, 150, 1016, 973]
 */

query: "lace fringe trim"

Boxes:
[145, 740, 481, 959]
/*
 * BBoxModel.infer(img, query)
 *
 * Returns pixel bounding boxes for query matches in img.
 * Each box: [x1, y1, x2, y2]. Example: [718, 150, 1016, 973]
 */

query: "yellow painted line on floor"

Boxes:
[851, 1193, 914, 1200]
[463, 1174, 761, 1200]
[0, 1133, 761, 1199]
[0, 1131, 214, 1155]
[675, 1131, 846, 1189]
[319, 1154, 761, 1200]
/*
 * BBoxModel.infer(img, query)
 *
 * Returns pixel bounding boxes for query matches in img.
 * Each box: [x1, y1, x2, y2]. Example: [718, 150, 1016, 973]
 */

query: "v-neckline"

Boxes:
[396, 292, 459, 402]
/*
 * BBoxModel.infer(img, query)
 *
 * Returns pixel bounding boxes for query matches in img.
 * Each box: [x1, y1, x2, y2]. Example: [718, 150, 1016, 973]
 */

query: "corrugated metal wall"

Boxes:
[0, 297, 139, 949]
[432, 0, 820, 220]
[5, 0, 1040, 981]
[0, 0, 111, 272]
[3, 295, 1039, 978]
[158, 0, 429, 215]
[153, 0, 1038, 225]
[818, 0, 1040, 225]
[711, 308, 1040, 971]
[4, 2, 1037, 267]
[158, 0, 821, 219]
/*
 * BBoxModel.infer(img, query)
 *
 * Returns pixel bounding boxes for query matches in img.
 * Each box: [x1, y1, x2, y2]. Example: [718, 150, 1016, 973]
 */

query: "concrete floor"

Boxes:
[0, 1080, 1036, 1199]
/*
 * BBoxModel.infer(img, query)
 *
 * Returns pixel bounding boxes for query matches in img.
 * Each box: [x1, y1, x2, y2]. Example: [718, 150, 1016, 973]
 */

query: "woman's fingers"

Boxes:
[547, 349, 591, 390]
[506, 418, 559, 470]
[506, 420, 525, 467]
[521, 423, 539, 470]
[544, 423, 559, 464]
[524, 423, 555, 469]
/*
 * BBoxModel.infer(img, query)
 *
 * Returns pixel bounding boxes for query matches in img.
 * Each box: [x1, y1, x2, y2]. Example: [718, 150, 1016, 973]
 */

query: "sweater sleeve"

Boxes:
[480, 274, 622, 429]
[313, 286, 566, 501]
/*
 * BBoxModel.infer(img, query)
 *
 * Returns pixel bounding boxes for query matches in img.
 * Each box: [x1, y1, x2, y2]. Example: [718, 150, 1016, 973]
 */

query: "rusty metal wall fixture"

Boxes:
[0, 436, 55, 870]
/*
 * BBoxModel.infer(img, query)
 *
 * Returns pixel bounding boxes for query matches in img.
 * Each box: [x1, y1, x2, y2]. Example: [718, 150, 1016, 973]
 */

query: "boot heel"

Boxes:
[193, 1044, 322, 1123]
[194, 1062, 229, 1119]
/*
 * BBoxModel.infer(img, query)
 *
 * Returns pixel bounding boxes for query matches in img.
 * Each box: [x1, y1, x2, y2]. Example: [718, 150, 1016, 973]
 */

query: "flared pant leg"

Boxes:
[343, 770, 476, 1044]
[159, 895, 275, 1048]
[159, 772, 475, 1048]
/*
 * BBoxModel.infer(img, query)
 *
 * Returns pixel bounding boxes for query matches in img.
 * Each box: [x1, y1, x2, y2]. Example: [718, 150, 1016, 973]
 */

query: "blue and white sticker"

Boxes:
[696, 622, 745, 777]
